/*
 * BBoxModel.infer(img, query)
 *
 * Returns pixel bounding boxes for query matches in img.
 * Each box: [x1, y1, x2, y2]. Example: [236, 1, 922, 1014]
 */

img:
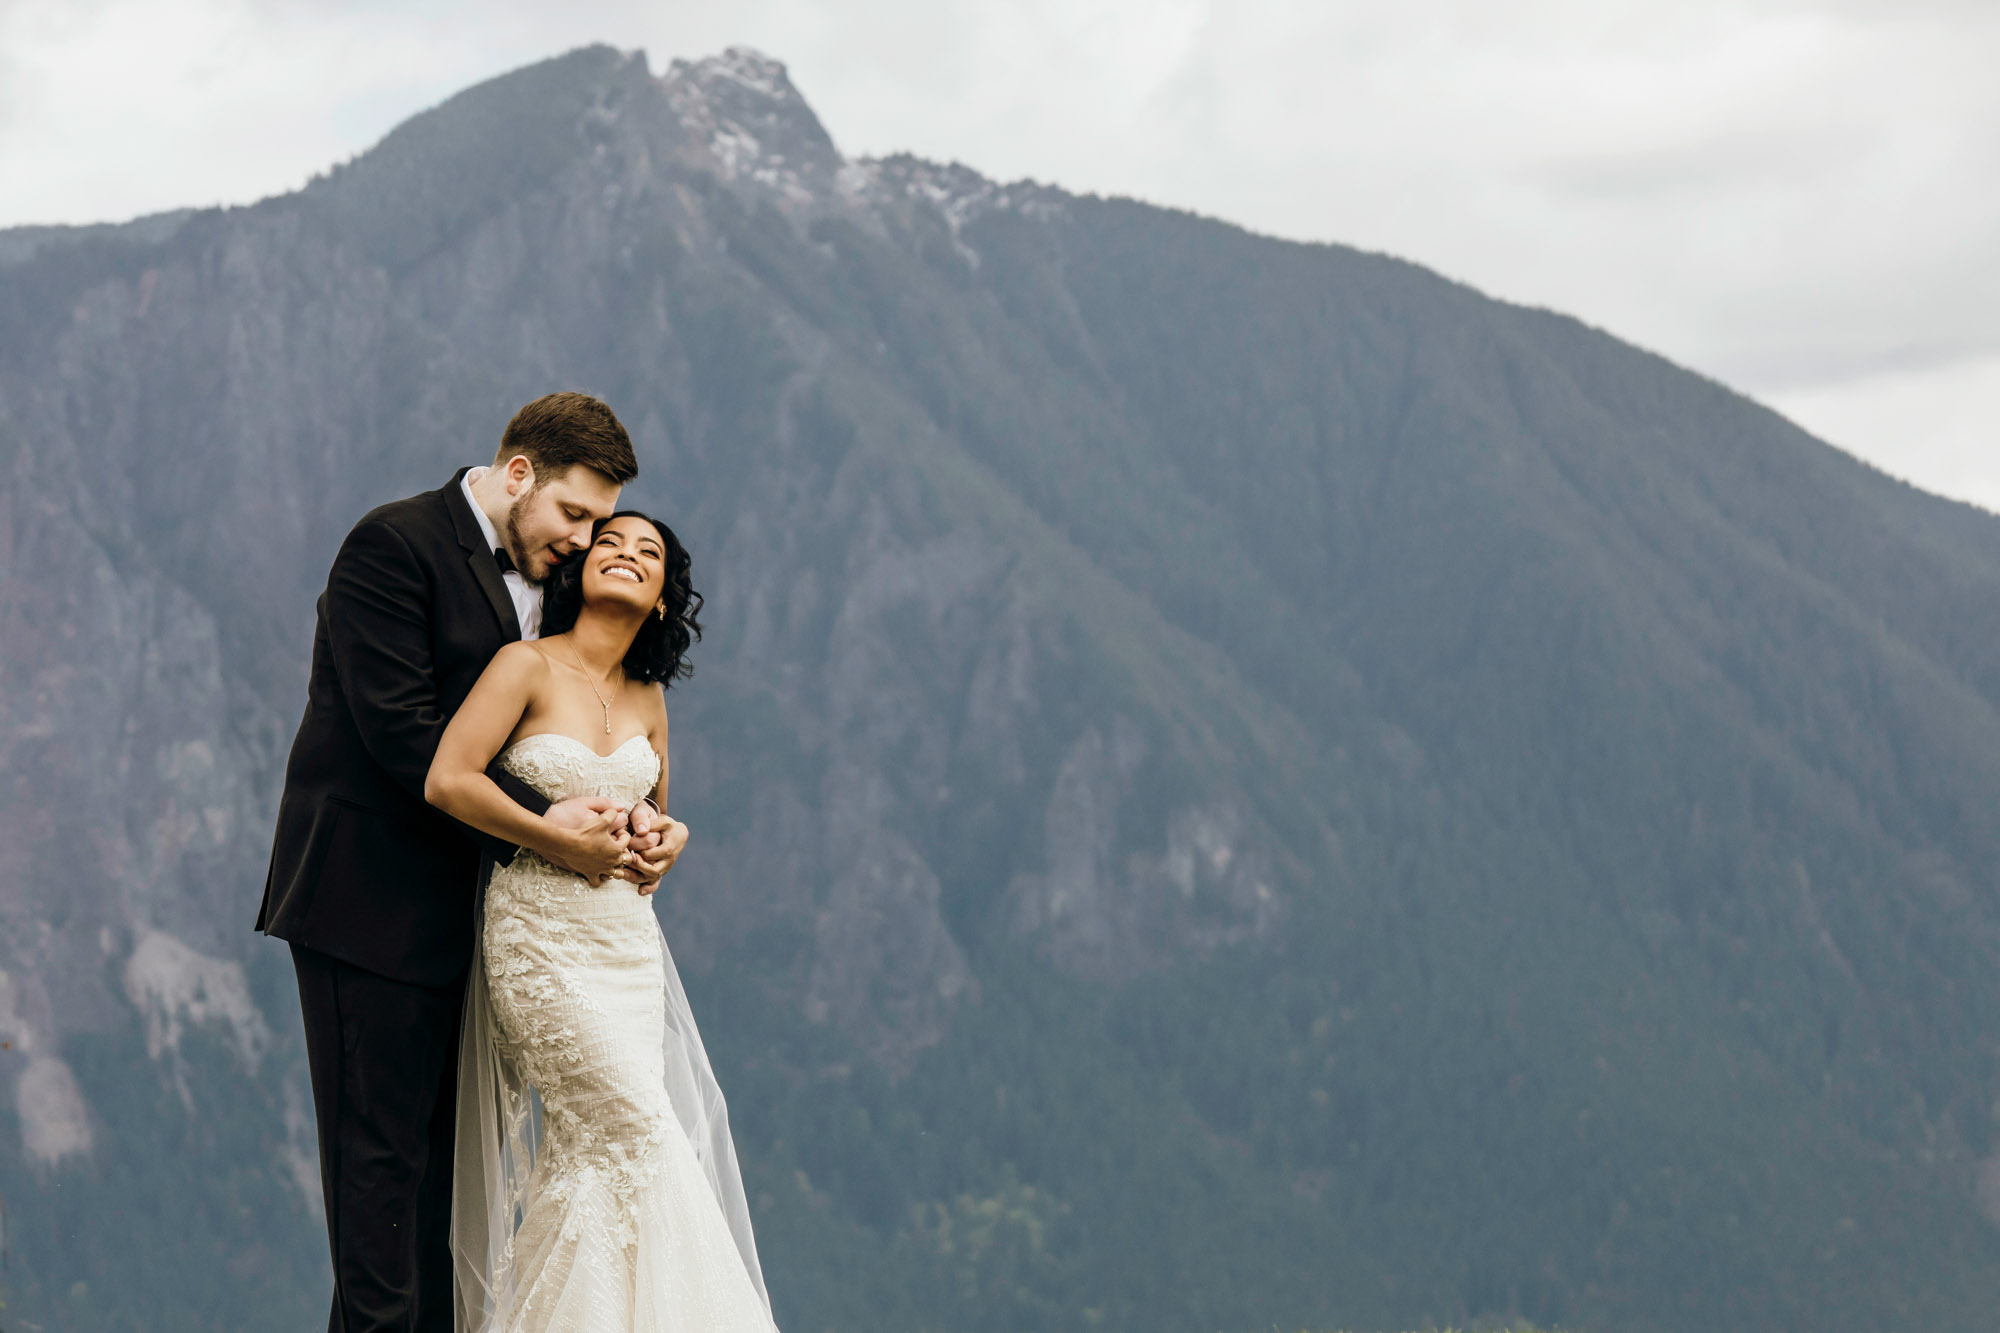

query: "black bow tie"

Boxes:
[492, 545, 517, 575]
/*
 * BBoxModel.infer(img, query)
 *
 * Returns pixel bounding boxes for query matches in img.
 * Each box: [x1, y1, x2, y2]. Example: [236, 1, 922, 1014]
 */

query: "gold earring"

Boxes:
[657, 605, 667, 621]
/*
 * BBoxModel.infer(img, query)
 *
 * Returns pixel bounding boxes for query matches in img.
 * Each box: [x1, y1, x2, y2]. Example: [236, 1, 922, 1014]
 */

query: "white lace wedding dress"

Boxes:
[451, 732, 779, 1333]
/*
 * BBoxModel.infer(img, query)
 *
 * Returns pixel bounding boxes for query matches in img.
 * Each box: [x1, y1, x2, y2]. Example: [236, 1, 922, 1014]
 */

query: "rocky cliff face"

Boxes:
[5, 43, 2000, 1333]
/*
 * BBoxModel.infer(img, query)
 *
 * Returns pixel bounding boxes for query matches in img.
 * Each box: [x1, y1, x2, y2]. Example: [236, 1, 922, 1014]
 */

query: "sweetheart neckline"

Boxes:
[502, 732, 655, 763]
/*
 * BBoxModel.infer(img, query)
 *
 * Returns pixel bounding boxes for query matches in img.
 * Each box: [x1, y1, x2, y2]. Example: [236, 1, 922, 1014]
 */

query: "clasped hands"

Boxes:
[543, 797, 689, 894]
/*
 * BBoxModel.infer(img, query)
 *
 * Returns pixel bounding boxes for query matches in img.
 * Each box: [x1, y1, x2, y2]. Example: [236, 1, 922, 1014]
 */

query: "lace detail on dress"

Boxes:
[490, 732, 661, 898]
[497, 731, 660, 804]
[470, 733, 779, 1332]
[485, 734, 662, 1160]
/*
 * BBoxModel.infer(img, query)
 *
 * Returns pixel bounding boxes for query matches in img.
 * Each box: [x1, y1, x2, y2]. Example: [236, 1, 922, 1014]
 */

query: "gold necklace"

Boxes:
[562, 637, 622, 735]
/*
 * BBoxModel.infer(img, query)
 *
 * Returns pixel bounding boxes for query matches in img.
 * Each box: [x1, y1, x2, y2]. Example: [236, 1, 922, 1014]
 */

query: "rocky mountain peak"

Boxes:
[662, 46, 842, 203]
[845, 153, 1071, 258]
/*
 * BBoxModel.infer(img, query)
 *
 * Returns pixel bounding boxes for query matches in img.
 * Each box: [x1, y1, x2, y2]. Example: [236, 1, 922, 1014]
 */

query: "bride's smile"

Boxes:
[581, 516, 669, 612]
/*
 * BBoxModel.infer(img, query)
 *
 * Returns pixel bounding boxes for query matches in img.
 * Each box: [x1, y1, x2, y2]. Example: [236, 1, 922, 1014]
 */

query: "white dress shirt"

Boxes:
[461, 466, 543, 640]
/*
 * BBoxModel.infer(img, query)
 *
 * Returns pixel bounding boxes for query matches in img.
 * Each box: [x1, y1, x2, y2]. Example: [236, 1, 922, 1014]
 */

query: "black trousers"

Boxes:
[292, 942, 465, 1333]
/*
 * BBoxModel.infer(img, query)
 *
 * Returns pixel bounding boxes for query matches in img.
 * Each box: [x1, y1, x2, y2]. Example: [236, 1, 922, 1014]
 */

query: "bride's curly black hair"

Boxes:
[538, 510, 704, 688]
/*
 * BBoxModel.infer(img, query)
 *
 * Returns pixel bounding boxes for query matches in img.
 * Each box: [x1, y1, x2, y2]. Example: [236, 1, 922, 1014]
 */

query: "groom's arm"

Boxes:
[322, 516, 550, 865]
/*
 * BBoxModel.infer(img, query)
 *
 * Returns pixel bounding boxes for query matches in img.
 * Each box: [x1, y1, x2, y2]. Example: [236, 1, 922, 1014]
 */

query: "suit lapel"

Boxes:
[443, 468, 523, 642]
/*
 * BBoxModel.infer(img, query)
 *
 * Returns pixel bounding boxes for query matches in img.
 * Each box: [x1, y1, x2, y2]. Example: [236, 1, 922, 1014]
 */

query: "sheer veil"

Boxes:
[449, 900, 773, 1330]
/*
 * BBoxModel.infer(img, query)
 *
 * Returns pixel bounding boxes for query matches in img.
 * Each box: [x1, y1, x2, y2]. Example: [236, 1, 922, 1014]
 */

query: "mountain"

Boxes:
[4, 43, 2000, 1333]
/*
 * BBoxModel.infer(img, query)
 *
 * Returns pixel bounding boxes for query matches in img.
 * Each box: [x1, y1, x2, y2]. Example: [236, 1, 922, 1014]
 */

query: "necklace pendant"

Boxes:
[603, 706, 612, 735]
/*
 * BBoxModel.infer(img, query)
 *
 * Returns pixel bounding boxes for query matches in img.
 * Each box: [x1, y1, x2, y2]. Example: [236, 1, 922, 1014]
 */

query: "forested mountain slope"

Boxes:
[2, 44, 1998, 1333]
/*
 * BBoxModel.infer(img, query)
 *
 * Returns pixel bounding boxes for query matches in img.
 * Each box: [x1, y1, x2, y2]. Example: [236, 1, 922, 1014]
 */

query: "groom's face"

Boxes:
[500, 460, 621, 583]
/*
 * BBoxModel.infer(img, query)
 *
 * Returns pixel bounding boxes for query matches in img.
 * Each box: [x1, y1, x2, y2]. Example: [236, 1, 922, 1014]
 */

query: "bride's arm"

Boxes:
[647, 690, 671, 812]
[425, 643, 630, 881]
[627, 688, 689, 895]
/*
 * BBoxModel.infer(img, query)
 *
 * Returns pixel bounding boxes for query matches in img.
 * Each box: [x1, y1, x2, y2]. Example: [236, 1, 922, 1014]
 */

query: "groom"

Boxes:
[258, 391, 674, 1332]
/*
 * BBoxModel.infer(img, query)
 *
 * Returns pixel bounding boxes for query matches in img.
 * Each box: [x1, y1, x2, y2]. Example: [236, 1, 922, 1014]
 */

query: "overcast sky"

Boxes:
[3, 0, 1994, 509]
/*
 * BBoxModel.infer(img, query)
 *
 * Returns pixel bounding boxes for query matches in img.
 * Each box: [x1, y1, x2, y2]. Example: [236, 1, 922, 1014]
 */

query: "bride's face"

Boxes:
[580, 515, 668, 615]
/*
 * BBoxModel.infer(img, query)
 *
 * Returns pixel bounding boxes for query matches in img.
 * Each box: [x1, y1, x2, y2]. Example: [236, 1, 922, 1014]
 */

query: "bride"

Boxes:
[425, 511, 777, 1332]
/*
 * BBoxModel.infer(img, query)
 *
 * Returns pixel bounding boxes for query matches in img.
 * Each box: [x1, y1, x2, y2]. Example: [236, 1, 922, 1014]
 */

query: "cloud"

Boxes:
[0, 0, 1993, 507]
[1769, 351, 2000, 510]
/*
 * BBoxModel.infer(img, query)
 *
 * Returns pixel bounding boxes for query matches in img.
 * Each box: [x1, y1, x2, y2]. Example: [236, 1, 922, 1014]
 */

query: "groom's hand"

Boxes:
[544, 795, 622, 832]
[543, 796, 632, 883]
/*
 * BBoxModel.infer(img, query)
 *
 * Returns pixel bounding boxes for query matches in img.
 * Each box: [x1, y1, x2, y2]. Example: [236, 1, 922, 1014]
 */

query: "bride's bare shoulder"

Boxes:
[485, 639, 553, 687]
[640, 678, 670, 732]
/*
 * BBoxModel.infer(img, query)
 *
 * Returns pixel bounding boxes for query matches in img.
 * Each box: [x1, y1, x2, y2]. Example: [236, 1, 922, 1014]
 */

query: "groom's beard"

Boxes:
[503, 494, 556, 584]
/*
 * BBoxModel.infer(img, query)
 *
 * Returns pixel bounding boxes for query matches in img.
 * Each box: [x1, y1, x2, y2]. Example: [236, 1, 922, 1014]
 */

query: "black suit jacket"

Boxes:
[257, 470, 550, 985]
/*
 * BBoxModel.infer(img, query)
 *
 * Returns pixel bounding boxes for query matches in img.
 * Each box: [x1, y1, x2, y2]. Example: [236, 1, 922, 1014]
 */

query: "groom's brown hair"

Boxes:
[496, 392, 638, 485]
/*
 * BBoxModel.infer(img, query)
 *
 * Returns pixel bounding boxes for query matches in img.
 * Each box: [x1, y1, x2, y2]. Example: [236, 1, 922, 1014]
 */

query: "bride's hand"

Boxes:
[619, 801, 667, 891]
[625, 813, 688, 896]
